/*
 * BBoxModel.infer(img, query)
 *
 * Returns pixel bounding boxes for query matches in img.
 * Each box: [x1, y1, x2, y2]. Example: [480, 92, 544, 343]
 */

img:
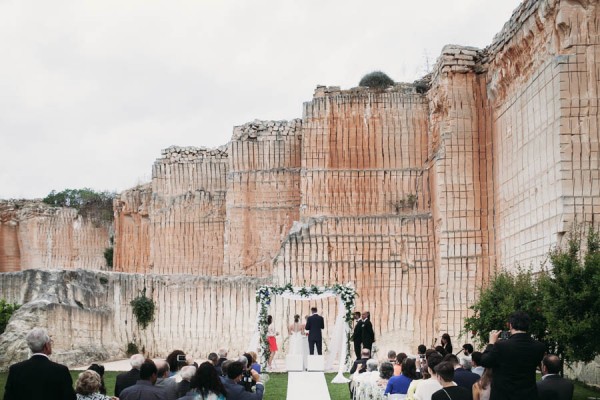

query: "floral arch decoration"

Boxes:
[251, 283, 356, 381]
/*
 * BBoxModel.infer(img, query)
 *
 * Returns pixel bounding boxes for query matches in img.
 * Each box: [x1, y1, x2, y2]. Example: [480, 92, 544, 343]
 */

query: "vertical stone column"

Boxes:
[224, 120, 302, 277]
[428, 46, 495, 338]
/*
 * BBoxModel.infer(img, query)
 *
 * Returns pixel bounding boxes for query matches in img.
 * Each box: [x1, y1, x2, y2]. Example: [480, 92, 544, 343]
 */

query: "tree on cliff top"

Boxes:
[359, 71, 395, 89]
[43, 188, 115, 224]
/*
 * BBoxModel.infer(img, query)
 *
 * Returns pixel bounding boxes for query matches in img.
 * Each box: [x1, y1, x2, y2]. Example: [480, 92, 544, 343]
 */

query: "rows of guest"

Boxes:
[349, 312, 574, 400]
[3, 329, 266, 400]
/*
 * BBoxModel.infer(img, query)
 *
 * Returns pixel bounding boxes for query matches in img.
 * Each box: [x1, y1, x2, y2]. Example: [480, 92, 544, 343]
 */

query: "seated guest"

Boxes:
[414, 352, 443, 400]
[537, 354, 574, 400]
[435, 346, 447, 357]
[377, 361, 394, 389]
[385, 357, 417, 396]
[119, 359, 166, 400]
[471, 352, 484, 376]
[75, 370, 112, 400]
[238, 355, 255, 392]
[350, 348, 371, 374]
[215, 349, 227, 376]
[472, 368, 492, 400]
[222, 361, 264, 400]
[387, 350, 397, 365]
[178, 361, 228, 400]
[416, 344, 428, 375]
[87, 363, 106, 395]
[115, 353, 145, 397]
[220, 360, 233, 383]
[177, 365, 197, 398]
[353, 359, 381, 400]
[248, 351, 261, 374]
[443, 354, 479, 391]
[394, 352, 408, 376]
[166, 350, 186, 377]
[461, 344, 473, 368]
[155, 359, 178, 400]
[431, 361, 470, 400]
[208, 353, 219, 367]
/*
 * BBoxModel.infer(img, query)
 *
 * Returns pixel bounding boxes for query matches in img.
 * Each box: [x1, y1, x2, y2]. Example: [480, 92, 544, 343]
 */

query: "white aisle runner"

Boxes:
[286, 372, 331, 400]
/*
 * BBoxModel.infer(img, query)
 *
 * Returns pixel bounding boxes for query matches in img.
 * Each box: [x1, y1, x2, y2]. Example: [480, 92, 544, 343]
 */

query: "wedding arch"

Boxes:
[250, 283, 356, 382]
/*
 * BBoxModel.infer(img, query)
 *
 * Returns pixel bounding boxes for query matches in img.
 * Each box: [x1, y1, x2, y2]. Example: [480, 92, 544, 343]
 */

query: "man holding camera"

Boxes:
[480, 311, 545, 400]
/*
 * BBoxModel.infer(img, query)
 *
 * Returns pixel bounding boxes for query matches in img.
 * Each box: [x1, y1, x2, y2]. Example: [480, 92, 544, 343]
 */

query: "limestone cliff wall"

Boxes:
[484, 0, 600, 269]
[0, 269, 265, 370]
[224, 120, 302, 277]
[0, 201, 111, 272]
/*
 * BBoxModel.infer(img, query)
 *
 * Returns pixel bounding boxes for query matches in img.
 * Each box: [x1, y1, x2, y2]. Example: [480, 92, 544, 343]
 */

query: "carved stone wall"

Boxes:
[224, 120, 302, 277]
[0, 201, 111, 272]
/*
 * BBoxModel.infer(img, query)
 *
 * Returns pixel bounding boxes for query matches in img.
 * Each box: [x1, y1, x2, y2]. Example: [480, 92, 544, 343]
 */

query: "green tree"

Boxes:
[43, 188, 115, 224]
[464, 268, 547, 348]
[0, 299, 20, 334]
[359, 71, 395, 89]
[539, 229, 600, 363]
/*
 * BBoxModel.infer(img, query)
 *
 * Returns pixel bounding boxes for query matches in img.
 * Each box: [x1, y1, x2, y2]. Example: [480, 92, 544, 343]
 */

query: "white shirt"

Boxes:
[414, 377, 443, 400]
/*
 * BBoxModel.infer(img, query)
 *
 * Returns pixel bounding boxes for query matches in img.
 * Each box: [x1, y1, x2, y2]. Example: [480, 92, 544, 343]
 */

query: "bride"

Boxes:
[288, 314, 306, 357]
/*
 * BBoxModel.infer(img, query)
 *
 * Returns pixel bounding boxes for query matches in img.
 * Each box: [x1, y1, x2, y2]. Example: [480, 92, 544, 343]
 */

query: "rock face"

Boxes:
[0, 200, 112, 272]
[2, 0, 600, 384]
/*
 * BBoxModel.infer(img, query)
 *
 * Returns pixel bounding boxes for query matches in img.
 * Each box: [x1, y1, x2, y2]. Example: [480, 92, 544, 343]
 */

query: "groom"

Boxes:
[305, 307, 325, 355]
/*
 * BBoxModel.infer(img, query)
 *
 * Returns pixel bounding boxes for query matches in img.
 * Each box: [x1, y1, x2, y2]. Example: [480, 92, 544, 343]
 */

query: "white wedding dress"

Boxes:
[288, 322, 308, 367]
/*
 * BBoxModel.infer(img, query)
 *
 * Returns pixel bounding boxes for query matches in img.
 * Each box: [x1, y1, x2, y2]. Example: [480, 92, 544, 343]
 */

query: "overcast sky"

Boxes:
[0, 0, 522, 199]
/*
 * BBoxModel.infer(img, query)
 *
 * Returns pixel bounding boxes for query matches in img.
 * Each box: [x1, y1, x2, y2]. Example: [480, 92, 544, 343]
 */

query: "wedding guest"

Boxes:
[222, 361, 264, 400]
[471, 352, 484, 376]
[385, 357, 417, 396]
[431, 361, 470, 400]
[472, 368, 492, 400]
[248, 351, 261, 374]
[115, 353, 145, 396]
[166, 350, 186, 377]
[179, 361, 227, 400]
[440, 334, 453, 355]
[119, 359, 166, 400]
[177, 365, 196, 398]
[414, 352, 443, 400]
[394, 352, 408, 376]
[155, 359, 178, 400]
[377, 362, 394, 390]
[75, 370, 113, 400]
[87, 363, 107, 395]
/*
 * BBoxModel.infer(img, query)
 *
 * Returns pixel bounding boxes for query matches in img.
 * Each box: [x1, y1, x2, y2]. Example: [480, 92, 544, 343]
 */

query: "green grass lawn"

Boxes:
[0, 370, 598, 399]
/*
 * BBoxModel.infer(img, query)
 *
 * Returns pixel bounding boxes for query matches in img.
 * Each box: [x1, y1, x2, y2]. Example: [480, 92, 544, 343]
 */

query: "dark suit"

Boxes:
[454, 367, 480, 392]
[537, 375, 574, 400]
[222, 378, 264, 400]
[305, 313, 325, 355]
[362, 318, 375, 351]
[480, 332, 545, 400]
[352, 320, 363, 359]
[349, 357, 368, 374]
[3, 354, 75, 400]
[114, 368, 141, 397]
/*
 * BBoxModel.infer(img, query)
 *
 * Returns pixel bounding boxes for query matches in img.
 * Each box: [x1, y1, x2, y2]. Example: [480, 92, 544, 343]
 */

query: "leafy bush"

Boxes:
[130, 288, 155, 330]
[0, 300, 20, 334]
[464, 269, 547, 348]
[359, 71, 395, 89]
[43, 188, 115, 224]
[538, 229, 600, 362]
[104, 247, 114, 268]
[126, 341, 139, 356]
[465, 227, 600, 364]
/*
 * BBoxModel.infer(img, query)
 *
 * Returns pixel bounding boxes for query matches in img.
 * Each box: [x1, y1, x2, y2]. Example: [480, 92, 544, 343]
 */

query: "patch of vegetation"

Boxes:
[99, 276, 109, 285]
[359, 71, 395, 89]
[126, 341, 139, 356]
[43, 188, 115, 224]
[391, 194, 417, 214]
[465, 227, 600, 364]
[0, 300, 20, 334]
[130, 288, 155, 330]
[104, 247, 114, 268]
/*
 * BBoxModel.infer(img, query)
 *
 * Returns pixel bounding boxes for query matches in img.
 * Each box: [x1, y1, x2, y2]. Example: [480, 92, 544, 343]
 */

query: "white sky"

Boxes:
[0, 0, 522, 199]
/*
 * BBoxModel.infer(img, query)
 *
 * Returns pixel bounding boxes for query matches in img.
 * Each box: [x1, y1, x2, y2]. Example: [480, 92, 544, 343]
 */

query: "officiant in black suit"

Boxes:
[305, 307, 325, 355]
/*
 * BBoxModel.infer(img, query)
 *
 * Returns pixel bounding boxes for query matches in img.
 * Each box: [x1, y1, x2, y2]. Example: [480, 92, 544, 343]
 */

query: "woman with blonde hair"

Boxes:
[75, 370, 115, 400]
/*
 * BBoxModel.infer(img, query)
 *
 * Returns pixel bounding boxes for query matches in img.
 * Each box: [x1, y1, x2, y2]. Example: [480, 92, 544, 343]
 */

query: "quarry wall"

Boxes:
[2, 0, 600, 383]
[0, 201, 112, 272]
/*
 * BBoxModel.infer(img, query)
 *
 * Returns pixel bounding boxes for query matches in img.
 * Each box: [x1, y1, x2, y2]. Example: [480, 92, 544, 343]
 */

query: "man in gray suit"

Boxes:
[537, 354, 574, 400]
[222, 361, 264, 400]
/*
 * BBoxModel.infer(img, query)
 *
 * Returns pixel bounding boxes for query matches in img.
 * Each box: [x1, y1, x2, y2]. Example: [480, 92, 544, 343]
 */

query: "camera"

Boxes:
[241, 370, 255, 391]
[499, 331, 510, 340]
[176, 354, 186, 362]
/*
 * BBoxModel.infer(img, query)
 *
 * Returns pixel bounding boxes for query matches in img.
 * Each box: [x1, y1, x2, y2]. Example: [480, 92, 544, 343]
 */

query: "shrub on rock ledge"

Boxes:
[359, 71, 395, 89]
